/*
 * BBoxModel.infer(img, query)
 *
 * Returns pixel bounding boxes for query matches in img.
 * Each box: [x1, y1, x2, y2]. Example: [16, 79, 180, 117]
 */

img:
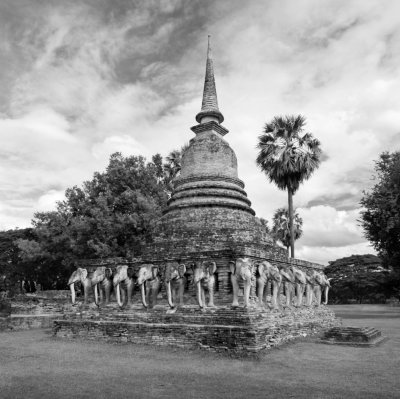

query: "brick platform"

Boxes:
[0, 294, 71, 331]
[319, 326, 387, 347]
[53, 305, 340, 354]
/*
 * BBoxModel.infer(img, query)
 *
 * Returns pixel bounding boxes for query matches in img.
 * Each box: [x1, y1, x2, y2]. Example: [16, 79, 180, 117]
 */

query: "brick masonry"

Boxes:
[53, 304, 340, 354]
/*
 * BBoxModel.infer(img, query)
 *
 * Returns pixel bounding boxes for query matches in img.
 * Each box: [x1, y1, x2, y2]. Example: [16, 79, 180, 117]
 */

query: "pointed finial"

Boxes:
[195, 36, 224, 124]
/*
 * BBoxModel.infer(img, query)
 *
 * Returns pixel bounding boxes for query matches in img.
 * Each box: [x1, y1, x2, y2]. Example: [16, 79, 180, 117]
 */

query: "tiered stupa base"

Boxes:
[54, 304, 340, 354]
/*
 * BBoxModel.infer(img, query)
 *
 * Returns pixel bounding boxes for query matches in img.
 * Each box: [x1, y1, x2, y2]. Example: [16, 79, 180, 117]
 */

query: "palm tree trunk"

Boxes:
[288, 189, 295, 258]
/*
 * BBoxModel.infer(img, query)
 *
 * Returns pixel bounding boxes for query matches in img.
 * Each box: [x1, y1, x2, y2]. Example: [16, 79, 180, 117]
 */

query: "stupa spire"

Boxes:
[195, 36, 224, 124]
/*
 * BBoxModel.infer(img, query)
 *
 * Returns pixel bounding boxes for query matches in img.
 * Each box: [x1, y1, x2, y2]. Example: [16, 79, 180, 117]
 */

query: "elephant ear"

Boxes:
[208, 262, 216, 275]
[80, 268, 88, 281]
[178, 264, 186, 278]
[152, 266, 159, 279]
[229, 261, 236, 275]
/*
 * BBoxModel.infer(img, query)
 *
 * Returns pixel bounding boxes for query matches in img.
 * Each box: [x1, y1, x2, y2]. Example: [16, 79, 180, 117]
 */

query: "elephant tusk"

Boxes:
[323, 287, 329, 305]
[141, 283, 148, 308]
[94, 284, 99, 306]
[116, 284, 123, 307]
[196, 281, 203, 309]
[70, 283, 76, 305]
[166, 281, 174, 308]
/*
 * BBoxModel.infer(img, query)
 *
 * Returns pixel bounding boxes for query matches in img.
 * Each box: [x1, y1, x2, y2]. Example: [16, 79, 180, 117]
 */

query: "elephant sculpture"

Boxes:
[164, 261, 186, 313]
[256, 261, 282, 309]
[91, 266, 113, 306]
[290, 266, 308, 307]
[311, 271, 331, 305]
[304, 271, 317, 306]
[68, 267, 92, 305]
[230, 258, 254, 308]
[113, 265, 135, 308]
[192, 260, 217, 310]
[137, 264, 161, 309]
[279, 267, 295, 307]
[279, 266, 308, 307]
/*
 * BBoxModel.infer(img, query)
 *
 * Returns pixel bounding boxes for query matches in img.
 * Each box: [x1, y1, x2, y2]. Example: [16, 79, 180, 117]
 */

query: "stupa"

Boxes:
[53, 38, 339, 353]
[144, 37, 285, 265]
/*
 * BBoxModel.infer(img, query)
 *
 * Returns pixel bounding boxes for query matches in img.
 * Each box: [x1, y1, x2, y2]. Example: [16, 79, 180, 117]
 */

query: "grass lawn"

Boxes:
[1, 305, 399, 399]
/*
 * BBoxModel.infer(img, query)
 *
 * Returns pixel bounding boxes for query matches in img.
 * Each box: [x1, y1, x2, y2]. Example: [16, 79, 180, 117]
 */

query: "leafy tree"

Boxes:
[16, 152, 169, 287]
[325, 254, 390, 304]
[360, 152, 400, 272]
[258, 217, 270, 234]
[272, 208, 303, 251]
[256, 115, 321, 257]
[163, 143, 189, 195]
[0, 228, 35, 292]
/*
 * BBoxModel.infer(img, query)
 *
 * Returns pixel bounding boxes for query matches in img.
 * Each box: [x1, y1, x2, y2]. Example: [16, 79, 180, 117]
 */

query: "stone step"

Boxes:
[322, 325, 385, 344]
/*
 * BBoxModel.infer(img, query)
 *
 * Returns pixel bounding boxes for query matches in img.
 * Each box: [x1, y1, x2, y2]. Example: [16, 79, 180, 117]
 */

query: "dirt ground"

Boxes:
[1, 305, 399, 399]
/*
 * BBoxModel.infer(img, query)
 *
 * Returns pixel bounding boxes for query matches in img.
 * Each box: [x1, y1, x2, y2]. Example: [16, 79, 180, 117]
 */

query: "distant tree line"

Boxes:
[324, 254, 396, 304]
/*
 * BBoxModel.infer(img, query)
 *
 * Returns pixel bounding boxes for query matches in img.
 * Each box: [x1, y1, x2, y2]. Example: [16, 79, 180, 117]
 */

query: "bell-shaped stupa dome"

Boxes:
[145, 37, 275, 259]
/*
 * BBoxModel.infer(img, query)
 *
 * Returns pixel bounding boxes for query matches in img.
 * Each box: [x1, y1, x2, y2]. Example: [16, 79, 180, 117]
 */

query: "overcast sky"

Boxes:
[1, 0, 399, 264]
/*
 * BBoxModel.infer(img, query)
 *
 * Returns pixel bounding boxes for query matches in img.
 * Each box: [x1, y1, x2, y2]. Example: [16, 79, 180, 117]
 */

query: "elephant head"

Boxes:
[229, 258, 254, 308]
[311, 271, 331, 305]
[137, 264, 160, 309]
[91, 267, 113, 306]
[113, 265, 135, 308]
[290, 266, 308, 307]
[192, 260, 217, 309]
[164, 262, 186, 309]
[256, 261, 282, 309]
[68, 268, 89, 305]
[279, 267, 295, 307]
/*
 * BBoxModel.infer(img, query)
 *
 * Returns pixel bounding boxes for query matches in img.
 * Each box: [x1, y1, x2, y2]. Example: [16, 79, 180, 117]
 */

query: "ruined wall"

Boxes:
[53, 305, 339, 354]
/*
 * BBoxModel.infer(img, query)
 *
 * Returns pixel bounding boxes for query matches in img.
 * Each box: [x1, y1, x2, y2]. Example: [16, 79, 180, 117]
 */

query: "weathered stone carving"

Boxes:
[279, 266, 295, 307]
[137, 264, 161, 309]
[113, 265, 135, 308]
[311, 271, 331, 305]
[256, 261, 282, 309]
[68, 267, 92, 305]
[230, 258, 253, 308]
[191, 260, 216, 310]
[91, 266, 113, 306]
[164, 261, 186, 313]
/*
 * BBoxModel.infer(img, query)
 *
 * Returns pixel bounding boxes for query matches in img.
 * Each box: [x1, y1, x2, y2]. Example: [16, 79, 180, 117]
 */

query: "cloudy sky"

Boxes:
[1, 0, 399, 264]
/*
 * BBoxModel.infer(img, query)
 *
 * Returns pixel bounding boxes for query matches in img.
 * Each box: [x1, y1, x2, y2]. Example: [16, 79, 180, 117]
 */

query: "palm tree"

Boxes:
[256, 115, 321, 258]
[272, 207, 303, 251]
[163, 143, 189, 195]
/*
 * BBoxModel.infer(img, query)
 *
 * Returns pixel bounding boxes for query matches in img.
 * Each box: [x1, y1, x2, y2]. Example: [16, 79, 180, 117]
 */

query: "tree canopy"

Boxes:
[271, 207, 303, 251]
[360, 152, 400, 271]
[324, 254, 392, 304]
[10, 152, 169, 288]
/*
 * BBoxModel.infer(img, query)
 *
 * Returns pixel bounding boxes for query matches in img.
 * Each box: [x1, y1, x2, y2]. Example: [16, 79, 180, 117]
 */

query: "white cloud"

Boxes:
[37, 190, 65, 212]
[296, 242, 376, 266]
[1, 0, 398, 263]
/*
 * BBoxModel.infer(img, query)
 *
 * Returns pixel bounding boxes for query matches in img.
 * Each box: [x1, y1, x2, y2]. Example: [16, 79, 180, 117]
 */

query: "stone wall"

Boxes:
[0, 293, 73, 331]
[54, 305, 340, 354]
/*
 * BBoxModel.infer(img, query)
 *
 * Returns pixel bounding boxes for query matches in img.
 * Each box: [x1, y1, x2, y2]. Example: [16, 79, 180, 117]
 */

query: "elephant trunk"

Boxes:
[116, 283, 123, 307]
[166, 281, 174, 308]
[196, 281, 203, 308]
[140, 283, 148, 308]
[69, 283, 76, 304]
